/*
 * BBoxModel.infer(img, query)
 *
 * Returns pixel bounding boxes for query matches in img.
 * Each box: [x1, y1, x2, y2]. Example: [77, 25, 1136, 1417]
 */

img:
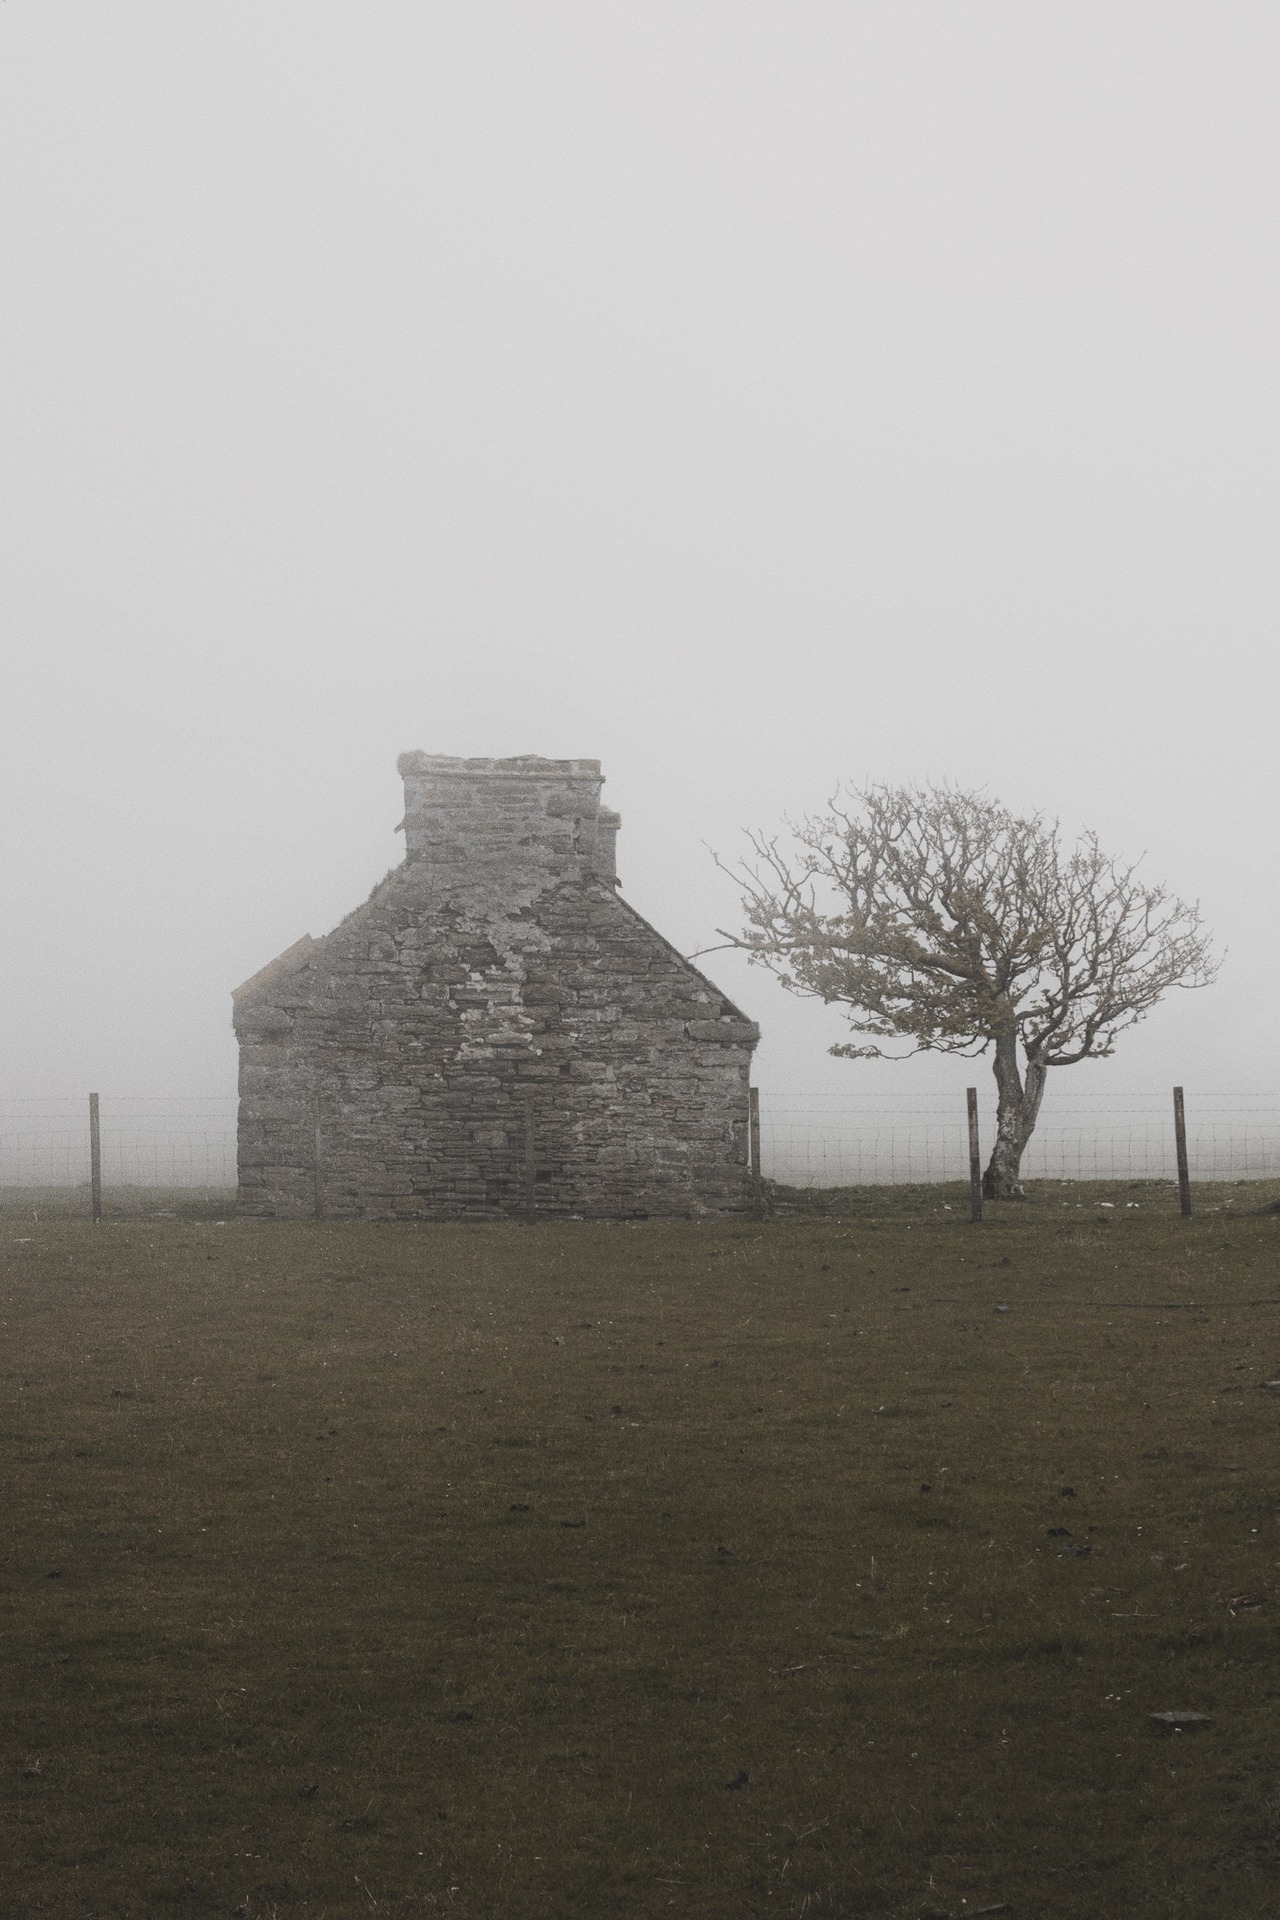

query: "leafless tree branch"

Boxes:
[714, 783, 1219, 1196]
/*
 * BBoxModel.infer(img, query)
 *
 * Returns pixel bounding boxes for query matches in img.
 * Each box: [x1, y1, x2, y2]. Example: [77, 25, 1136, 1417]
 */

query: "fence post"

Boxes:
[749, 1086, 762, 1213]
[966, 1087, 983, 1223]
[524, 1095, 537, 1222]
[89, 1092, 102, 1224]
[312, 1088, 324, 1219]
[1173, 1085, 1192, 1218]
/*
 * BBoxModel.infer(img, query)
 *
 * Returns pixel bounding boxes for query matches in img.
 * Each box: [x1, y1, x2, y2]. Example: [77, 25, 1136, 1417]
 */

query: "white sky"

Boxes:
[2, 4, 1276, 1107]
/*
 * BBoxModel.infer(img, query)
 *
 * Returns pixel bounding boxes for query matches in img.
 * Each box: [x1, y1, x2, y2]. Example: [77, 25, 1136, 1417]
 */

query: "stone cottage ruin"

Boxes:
[232, 753, 759, 1218]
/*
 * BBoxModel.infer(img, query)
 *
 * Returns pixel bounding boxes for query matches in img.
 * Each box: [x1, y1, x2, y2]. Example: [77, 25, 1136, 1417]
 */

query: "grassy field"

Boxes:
[3, 1182, 1280, 1919]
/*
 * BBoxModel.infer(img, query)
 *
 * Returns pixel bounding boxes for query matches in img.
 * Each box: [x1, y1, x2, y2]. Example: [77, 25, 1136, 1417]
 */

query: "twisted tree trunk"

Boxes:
[983, 1027, 1049, 1199]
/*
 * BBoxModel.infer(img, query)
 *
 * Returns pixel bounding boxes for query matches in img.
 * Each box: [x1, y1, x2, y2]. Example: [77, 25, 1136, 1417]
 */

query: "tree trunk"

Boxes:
[982, 1027, 1049, 1199]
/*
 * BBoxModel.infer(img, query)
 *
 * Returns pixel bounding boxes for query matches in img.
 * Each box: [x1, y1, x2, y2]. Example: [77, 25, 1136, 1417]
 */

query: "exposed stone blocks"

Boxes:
[233, 754, 759, 1219]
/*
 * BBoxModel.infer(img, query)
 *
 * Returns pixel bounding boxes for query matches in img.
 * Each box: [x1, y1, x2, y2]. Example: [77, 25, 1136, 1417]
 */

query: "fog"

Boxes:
[3, 4, 1276, 1113]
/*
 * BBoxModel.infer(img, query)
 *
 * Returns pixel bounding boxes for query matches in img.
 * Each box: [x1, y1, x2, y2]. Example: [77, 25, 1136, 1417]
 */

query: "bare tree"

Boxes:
[717, 785, 1218, 1198]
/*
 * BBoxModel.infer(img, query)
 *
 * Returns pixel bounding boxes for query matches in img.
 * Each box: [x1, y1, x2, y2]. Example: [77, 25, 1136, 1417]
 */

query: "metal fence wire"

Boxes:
[758, 1095, 1280, 1187]
[1, 1093, 1279, 1197]
[0, 1098, 238, 1193]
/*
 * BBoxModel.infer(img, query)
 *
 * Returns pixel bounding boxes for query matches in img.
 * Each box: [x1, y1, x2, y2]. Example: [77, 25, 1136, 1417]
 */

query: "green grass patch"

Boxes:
[3, 1187, 1280, 1916]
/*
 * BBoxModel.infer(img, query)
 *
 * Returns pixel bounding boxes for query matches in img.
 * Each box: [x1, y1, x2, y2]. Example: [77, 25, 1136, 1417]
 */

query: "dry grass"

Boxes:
[3, 1181, 1280, 1918]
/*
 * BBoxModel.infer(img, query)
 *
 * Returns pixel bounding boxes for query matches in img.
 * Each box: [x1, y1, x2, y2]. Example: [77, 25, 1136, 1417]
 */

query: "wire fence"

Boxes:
[760, 1095, 1280, 1188]
[2, 1092, 1279, 1207]
[0, 1098, 238, 1197]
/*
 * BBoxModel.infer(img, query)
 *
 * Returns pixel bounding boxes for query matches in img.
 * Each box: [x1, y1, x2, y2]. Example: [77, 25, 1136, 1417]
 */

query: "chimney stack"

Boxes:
[396, 752, 621, 889]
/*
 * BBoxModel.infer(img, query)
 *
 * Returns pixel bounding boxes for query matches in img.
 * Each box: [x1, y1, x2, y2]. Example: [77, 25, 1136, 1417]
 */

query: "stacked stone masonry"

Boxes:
[233, 753, 759, 1218]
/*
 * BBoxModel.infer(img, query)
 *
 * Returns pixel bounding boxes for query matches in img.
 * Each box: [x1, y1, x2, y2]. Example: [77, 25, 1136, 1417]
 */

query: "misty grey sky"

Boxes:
[2, 4, 1276, 1105]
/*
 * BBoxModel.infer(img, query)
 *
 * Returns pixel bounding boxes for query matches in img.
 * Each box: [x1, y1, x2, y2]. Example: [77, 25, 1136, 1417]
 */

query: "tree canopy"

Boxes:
[719, 784, 1218, 1195]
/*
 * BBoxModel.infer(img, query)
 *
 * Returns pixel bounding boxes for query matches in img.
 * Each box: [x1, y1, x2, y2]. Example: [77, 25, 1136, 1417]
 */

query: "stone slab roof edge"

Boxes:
[608, 890, 760, 1042]
[229, 881, 757, 1043]
[231, 934, 315, 1002]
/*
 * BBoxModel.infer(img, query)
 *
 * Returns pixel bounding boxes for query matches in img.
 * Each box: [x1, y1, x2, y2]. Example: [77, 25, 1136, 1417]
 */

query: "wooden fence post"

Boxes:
[966, 1087, 983, 1224]
[1173, 1085, 1192, 1218]
[89, 1092, 102, 1224]
[312, 1088, 324, 1219]
[524, 1096, 537, 1222]
[749, 1086, 762, 1213]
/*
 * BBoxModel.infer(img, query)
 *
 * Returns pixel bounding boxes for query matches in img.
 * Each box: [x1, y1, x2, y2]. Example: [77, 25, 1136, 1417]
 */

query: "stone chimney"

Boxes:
[594, 807, 621, 886]
[396, 753, 621, 889]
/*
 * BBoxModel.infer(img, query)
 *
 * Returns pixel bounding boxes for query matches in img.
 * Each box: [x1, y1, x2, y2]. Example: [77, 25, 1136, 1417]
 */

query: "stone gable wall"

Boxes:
[233, 755, 758, 1218]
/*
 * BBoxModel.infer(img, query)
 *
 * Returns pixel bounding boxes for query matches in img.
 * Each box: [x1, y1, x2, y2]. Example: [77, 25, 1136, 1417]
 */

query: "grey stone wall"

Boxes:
[233, 755, 759, 1218]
